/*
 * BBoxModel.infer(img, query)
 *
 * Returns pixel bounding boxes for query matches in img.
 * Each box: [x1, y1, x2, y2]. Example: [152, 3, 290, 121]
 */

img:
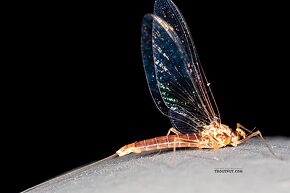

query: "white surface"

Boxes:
[22, 137, 290, 193]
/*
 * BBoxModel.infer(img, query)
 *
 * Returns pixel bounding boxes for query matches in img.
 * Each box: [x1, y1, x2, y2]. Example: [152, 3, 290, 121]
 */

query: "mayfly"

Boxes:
[115, 0, 276, 158]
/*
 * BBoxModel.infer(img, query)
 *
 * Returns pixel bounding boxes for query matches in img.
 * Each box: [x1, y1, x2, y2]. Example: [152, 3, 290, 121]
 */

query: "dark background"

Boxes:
[6, 0, 289, 192]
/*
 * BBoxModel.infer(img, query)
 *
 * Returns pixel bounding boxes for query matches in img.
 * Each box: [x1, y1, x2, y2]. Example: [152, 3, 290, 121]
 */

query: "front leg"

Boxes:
[237, 123, 255, 134]
[238, 130, 262, 144]
[238, 130, 278, 159]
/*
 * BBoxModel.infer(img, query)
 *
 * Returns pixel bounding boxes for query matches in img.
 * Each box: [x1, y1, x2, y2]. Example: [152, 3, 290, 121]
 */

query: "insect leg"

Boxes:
[148, 127, 180, 157]
[238, 130, 260, 143]
[166, 127, 181, 135]
[171, 137, 198, 165]
[173, 137, 199, 150]
[172, 137, 219, 161]
[238, 130, 278, 159]
[237, 123, 255, 134]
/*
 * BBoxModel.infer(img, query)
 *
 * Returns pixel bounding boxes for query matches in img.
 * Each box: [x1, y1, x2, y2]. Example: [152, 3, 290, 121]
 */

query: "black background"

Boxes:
[6, 0, 290, 192]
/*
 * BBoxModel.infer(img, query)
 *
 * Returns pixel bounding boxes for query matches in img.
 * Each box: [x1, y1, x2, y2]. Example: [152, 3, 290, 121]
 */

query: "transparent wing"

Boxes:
[154, 0, 199, 66]
[141, 14, 213, 133]
[141, 15, 203, 132]
[141, 15, 168, 115]
[154, 0, 220, 121]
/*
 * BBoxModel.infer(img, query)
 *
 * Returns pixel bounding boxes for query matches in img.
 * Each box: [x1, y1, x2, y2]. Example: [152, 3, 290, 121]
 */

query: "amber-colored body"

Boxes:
[116, 122, 255, 157]
[117, 134, 199, 156]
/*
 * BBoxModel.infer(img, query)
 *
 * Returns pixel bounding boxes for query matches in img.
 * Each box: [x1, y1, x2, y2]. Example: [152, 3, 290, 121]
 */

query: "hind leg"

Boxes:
[172, 137, 199, 154]
[167, 127, 181, 135]
[146, 127, 181, 157]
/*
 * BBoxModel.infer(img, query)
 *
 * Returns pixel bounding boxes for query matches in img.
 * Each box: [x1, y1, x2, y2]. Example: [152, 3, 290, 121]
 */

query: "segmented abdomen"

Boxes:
[133, 134, 199, 153]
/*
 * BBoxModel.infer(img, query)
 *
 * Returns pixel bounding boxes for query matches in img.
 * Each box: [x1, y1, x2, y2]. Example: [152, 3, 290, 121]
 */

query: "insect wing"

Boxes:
[154, 0, 220, 122]
[142, 14, 210, 133]
[141, 15, 169, 115]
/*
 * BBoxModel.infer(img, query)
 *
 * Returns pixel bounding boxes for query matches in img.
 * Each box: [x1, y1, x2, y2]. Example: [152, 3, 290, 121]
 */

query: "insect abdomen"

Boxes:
[133, 134, 199, 153]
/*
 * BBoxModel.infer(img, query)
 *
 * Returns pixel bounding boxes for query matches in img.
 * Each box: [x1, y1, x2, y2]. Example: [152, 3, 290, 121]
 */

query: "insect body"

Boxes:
[117, 123, 249, 157]
[116, 0, 274, 157]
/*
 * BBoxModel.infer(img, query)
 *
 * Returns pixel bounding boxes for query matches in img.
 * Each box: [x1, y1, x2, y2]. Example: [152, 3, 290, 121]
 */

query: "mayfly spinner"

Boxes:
[115, 0, 276, 158]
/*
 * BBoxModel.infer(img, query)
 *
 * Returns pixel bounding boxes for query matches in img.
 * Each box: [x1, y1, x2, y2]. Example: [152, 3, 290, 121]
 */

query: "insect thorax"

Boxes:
[198, 122, 234, 148]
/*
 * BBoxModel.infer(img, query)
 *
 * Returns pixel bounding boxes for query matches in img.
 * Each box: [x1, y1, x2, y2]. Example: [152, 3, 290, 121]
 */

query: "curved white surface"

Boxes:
[22, 137, 290, 193]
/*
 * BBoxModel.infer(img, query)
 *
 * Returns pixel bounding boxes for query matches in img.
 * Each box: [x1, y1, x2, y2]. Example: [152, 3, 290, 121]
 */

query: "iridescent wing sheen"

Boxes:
[154, 0, 220, 121]
[142, 14, 208, 133]
[142, 15, 201, 133]
[141, 15, 201, 133]
[141, 15, 169, 115]
[141, 0, 220, 134]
